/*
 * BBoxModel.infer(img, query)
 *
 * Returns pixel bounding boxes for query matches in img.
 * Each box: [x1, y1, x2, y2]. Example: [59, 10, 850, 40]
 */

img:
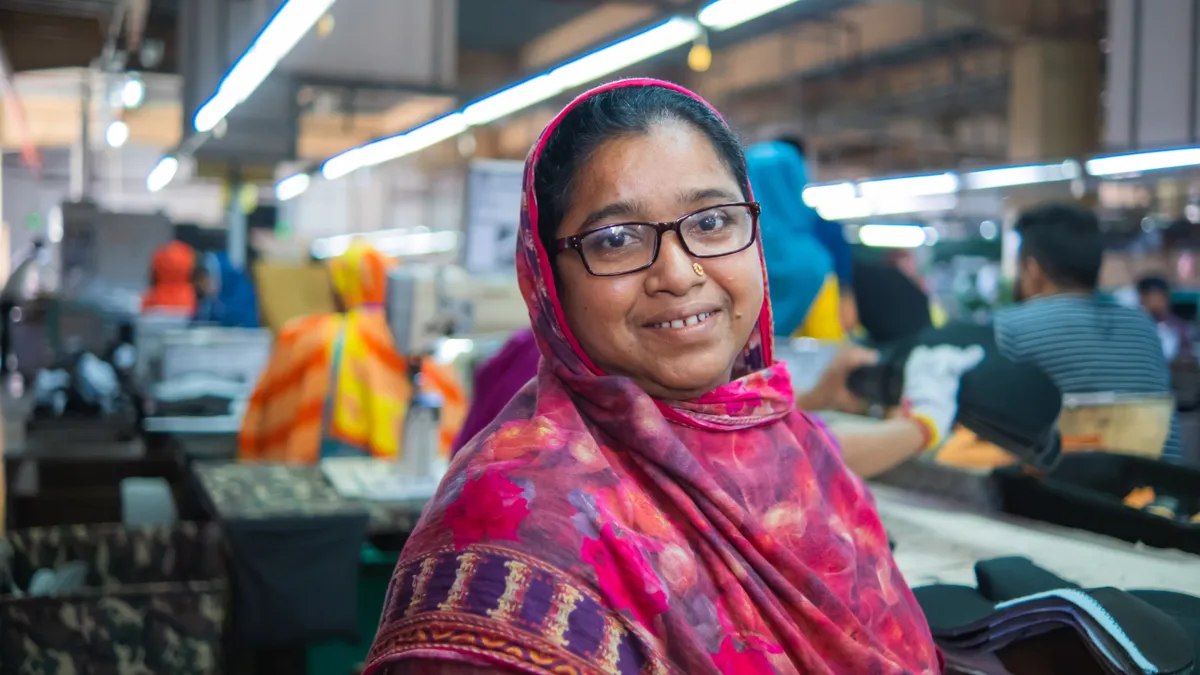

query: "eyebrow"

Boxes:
[576, 187, 742, 234]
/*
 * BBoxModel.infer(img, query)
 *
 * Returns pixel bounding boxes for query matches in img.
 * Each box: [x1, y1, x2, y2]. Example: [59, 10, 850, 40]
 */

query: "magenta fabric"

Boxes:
[366, 79, 942, 675]
[451, 328, 541, 454]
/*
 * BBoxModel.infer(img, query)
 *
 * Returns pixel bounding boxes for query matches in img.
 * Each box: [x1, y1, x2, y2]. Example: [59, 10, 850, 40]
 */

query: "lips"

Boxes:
[648, 311, 717, 330]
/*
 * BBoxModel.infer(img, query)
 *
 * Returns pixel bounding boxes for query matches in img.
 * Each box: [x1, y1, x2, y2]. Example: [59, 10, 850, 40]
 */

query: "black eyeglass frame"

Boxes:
[554, 201, 762, 277]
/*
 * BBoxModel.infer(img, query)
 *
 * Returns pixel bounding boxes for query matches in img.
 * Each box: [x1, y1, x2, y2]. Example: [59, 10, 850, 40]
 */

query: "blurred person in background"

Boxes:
[776, 136, 858, 332]
[885, 248, 947, 328]
[193, 251, 261, 328]
[141, 241, 198, 316]
[238, 240, 464, 463]
[745, 140, 844, 339]
[1137, 275, 1193, 360]
[997, 203, 1181, 460]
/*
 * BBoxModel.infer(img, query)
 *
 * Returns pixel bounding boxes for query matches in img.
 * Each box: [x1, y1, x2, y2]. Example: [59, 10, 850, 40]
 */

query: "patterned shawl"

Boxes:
[366, 79, 941, 675]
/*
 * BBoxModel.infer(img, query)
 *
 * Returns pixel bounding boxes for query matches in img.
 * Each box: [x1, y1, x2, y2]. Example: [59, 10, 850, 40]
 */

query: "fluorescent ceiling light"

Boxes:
[859, 173, 959, 200]
[858, 224, 927, 248]
[311, 229, 459, 260]
[551, 17, 701, 89]
[463, 75, 562, 126]
[321, 17, 702, 178]
[193, 0, 338, 132]
[275, 173, 311, 201]
[965, 161, 1080, 190]
[105, 120, 129, 148]
[815, 197, 872, 221]
[1085, 147, 1200, 176]
[322, 113, 469, 179]
[146, 156, 179, 193]
[698, 0, 803, 30]
[121, 77, 145, 108]
[802, 182, 856, 209]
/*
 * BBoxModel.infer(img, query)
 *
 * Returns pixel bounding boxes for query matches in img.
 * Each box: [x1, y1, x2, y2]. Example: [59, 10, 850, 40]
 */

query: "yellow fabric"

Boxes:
[929, 301, 948, 328]
[239, 241, 467, 463]
[795, 274, 846, 341]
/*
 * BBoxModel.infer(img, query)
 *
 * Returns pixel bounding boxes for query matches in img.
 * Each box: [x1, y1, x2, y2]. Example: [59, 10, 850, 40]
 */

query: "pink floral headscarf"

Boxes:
[366, 79, 942, 675]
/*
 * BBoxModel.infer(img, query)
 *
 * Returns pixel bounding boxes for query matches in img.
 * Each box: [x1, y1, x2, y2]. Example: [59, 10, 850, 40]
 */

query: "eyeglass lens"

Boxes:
[578, 204, 755, 276]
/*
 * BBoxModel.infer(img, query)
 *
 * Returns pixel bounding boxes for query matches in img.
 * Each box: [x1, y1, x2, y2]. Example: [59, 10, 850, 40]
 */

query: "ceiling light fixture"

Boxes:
[315, 17, 701, 182]
[964, 161, 1080, 190]
[194, 0, 338, 132]
[146, 156, 179, 193]
[858, 224, 928, 248]
[275, 173, 311, 201]
[105, 120, 130, 148]
[1085, 147, 1200, 176]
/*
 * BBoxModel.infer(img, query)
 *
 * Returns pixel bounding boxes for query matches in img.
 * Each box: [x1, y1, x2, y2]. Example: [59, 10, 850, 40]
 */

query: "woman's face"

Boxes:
[552, 121, 764, 400]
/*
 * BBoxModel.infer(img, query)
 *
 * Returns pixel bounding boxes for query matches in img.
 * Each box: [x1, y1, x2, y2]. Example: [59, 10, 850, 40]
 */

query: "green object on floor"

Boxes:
[307, 543, 399, 675]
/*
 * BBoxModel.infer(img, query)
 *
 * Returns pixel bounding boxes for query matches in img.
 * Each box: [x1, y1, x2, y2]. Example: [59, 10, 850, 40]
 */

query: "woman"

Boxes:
[365, 80, 942, 674]
[238, 241, 463, 463]
[744, 141, 843, 340]
[141, 241, 197, 316]
[194, 251, 261, 328]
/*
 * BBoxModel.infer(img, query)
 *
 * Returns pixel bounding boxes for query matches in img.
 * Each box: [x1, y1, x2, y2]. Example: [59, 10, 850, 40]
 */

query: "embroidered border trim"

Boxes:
[367, 545, 674, 675]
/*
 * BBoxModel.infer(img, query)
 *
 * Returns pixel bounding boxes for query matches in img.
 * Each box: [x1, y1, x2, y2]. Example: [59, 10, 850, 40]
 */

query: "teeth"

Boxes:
[654, 312, 712, 329]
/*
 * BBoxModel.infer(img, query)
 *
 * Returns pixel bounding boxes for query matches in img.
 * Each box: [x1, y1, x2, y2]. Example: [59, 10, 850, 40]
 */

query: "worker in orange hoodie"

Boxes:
[141, 241, 198, 316]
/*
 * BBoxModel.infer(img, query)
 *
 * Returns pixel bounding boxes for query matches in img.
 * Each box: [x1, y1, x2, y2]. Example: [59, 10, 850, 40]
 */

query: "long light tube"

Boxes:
[275, 173, 311, 201]
[802, 182, 856, 209]
[146, 156, 179, 193]
[858, 224, 928, 248]
[698, 0, 804, 30]
[194, 0, 338, 132]
[964, 161, 1080, 190]
[859, 173, 959, 200]
[1085, 147, 1200, 176]
[322, 113, 469, 179]
[551, 17, 701, 88]
[315, 17, 702, 182]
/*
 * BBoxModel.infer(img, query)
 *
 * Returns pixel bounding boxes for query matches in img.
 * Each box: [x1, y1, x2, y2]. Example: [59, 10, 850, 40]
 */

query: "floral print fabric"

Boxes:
[366, 79, 941, 675]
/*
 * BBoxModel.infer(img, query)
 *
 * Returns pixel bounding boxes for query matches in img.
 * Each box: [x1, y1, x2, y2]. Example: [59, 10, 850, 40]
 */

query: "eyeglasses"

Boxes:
[555, 202, 761, 277]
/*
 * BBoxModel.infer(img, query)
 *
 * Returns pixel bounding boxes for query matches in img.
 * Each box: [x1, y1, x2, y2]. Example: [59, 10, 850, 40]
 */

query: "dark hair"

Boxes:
[533, 85, 750, 255]
[1014, 203, 1104, 290]
[776, 135, 807, 158]
[1137, 275, 1171, 295]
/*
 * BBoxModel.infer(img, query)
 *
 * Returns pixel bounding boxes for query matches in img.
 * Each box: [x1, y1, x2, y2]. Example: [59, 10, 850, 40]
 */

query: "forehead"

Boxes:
[570, 122, 737, 204]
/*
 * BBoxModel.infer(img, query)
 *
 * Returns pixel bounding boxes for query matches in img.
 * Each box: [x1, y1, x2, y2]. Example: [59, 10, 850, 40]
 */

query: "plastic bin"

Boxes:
[0, 522, 227, 675]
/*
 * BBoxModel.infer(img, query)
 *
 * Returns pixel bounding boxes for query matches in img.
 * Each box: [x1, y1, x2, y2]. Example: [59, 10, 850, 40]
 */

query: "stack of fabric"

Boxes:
[914, 556, 1198, 675]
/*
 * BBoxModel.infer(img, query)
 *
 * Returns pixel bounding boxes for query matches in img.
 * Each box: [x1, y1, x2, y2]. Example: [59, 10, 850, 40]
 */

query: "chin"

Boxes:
[643, 361, 734, 400]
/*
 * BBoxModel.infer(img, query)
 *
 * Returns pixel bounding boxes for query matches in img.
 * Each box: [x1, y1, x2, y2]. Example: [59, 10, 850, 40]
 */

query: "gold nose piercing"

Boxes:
[693, 262, 706, 277]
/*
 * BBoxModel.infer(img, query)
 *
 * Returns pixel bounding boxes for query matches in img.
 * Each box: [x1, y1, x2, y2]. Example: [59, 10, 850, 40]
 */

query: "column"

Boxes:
[1008, 40, 1102, 161]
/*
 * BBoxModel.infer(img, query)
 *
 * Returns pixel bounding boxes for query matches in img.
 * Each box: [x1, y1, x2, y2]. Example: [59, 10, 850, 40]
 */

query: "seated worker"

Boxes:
[1137, 275, 1194, 360]
[996, 203, 1181, 460]
[193, 251, 261, 328]
[238, 241, 465, 463]
[745, 141, 844, 340]
[141, 241, 198, 317]
[776, 136, 858, 333]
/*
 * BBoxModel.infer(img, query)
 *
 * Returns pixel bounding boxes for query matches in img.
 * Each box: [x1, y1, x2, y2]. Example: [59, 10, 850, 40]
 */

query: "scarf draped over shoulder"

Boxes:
[366, 79, 941, 675]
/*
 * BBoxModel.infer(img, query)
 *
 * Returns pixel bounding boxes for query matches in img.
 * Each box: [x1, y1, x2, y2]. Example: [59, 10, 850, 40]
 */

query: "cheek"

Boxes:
[714, 252, 765, 317]
[557, 264, 637, 344]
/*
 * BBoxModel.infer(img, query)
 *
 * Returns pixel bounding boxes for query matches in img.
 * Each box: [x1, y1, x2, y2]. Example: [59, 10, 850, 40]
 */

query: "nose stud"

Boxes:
[693, 262, 705, 277]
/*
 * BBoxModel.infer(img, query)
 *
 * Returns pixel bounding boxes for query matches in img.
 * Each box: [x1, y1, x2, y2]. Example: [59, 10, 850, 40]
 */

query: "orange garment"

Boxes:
[141, 241, 198, 314]
[238, 241, 466, 464]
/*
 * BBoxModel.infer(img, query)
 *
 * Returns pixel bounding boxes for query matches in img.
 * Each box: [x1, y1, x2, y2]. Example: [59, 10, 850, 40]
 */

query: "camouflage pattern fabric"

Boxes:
[0, 522, 226, 674]
[191, 462, 423, 534]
